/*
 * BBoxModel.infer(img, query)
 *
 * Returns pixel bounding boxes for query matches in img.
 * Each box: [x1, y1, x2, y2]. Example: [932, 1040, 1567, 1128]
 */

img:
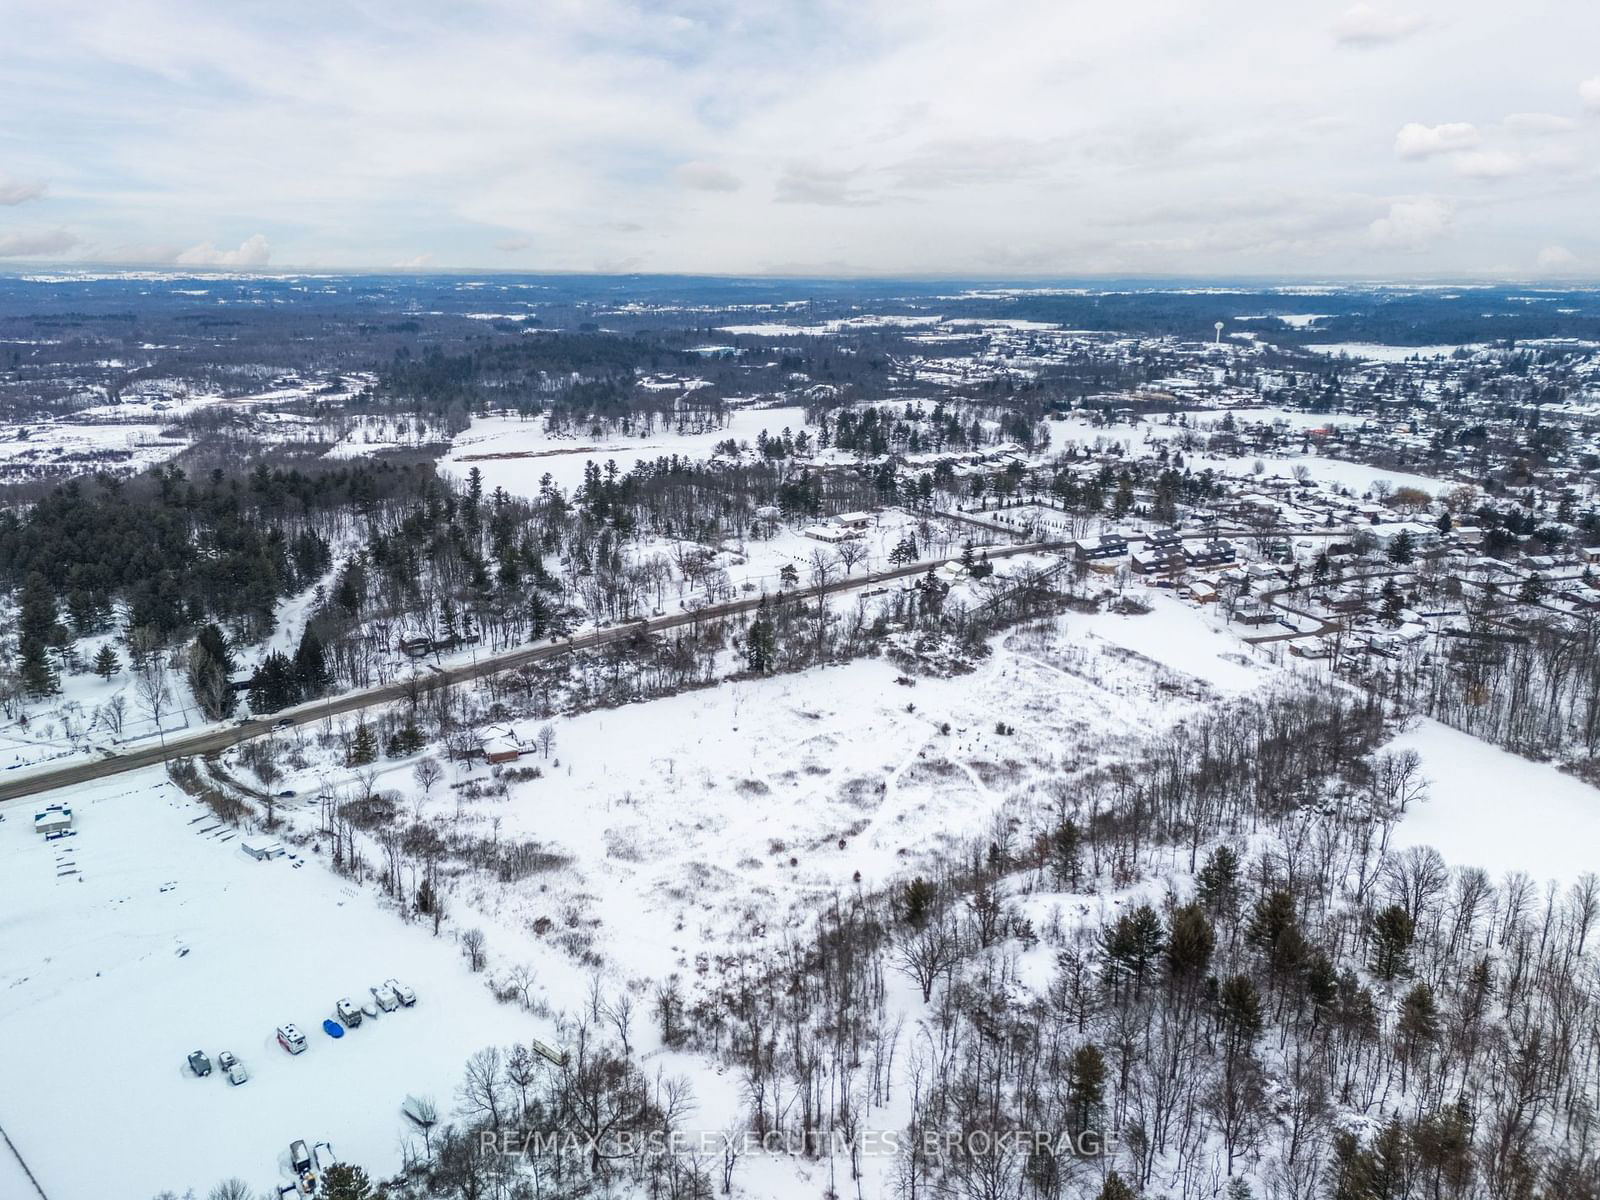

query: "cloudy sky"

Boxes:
[1, 0, 1597, 277]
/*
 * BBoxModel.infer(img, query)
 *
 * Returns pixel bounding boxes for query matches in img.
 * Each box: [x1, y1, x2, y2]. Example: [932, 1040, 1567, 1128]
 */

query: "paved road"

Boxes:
[0, 542, 1065, 806]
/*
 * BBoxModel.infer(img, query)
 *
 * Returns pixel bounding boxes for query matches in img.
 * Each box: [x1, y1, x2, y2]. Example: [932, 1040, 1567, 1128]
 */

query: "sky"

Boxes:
[1, 0, 1598, 278]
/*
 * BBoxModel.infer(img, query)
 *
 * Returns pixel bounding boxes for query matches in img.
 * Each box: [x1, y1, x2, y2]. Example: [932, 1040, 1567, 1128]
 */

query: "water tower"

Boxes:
[1213, 321, 1224, 346]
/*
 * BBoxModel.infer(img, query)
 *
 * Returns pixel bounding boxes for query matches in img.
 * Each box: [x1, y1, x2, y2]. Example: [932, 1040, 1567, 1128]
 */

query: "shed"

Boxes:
[241, 837, 286, 861]
[34, 804, 72, 835]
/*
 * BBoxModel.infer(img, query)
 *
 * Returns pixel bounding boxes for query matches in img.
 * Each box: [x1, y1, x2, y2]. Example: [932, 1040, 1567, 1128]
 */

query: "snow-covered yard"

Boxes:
[0, 769, 548, 1197]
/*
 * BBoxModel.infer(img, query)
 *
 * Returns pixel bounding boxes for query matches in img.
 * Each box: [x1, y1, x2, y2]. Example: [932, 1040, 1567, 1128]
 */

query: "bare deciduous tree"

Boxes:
[461, 927, 488, 972]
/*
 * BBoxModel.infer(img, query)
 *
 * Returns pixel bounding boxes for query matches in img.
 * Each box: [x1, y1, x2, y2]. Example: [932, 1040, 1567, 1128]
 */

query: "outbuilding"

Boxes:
[34, 804, 72, 835]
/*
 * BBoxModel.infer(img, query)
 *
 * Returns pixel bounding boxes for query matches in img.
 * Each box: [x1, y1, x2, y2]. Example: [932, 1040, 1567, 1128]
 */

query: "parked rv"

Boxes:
[385, 978, 417, 1006]
[218, 1050, 248, 1085]
[276, 1024, 307, 1054]
[335, 997, 362, 1027]
[370, 983, 399, 1012]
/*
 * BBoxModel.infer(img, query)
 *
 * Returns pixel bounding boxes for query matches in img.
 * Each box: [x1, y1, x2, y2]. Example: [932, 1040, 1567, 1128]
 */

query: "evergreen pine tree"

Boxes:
[348, 720, 379, 767]
[1371, 905, 1415, 981]
[18, 572, 62, 647]
[19, 638, 59, 698]
[1197, 845, 1242, 917]
[903, 877, 935, 926]
[320, 1163, 376, 1200]
[1165, 902, 1215, 985]
[93, 644, 121, 680]
[248, 651, 300, 713]
[1051, 818, 1083, 889]
[746, 616, 777, 674]
[1069, 1044, 1107, 1138]
[196, 623, 237, 674]
[294, 626, 332, 696]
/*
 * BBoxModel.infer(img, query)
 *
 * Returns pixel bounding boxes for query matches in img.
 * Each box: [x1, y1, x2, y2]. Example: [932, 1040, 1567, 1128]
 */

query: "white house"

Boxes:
[802, 524, 853, 544]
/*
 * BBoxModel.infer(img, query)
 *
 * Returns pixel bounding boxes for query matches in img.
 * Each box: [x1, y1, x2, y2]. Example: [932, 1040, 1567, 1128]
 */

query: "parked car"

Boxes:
[217, 1050, 238, 1072]
[335, 997, 362, 1027]
[276, 1024, 307, 1054]
[370, 984, 399, 1012]
[275, 717, 295, 729]
[187, 1050, 212, 1077]
[276, 789, 296, 799]
[385, 978, 417, 1007]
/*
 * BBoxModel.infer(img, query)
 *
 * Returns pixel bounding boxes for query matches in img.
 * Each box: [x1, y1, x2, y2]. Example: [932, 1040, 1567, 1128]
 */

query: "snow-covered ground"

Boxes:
[0, 769, 548, 1198]
[1303, 343, 1477, 362]
[0, 588, 1282, 1197]
[0, 421, 189, 481]
[1388, 717, 1600, 887]
[7, 541, 1600, 1195]
[439, 405, 813, 499]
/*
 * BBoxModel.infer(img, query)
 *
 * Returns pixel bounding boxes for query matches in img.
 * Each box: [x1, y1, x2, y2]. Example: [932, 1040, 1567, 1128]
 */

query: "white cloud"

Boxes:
[393, 253, 436, 270]
[1503, 112, 1577, 136]
[1334, 4, 1426, 46]
[0, 176, 46, 206]
[0, 229, 78, 256]
[1536, 244, 1577, 270]
[1582, 77, 1600, 110]
[774, 165, 876, 207]
[1368, 197, 1453, 249]
[674, 162, 741, 192]
[1453, 149, 1523, 178]
[4, 0, 1598, 274]
[1394, 122, 1479, 159]
[175, 233, 270, 267]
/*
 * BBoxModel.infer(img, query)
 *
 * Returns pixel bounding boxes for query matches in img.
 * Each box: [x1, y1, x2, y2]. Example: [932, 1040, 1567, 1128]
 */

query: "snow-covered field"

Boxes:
[1388, 717, 1600, 887]
[1304, 342, 1476, 362]
[0, 422, 189, 480]
[0, 770, 546, 1198]
[440, 405, 813, 499]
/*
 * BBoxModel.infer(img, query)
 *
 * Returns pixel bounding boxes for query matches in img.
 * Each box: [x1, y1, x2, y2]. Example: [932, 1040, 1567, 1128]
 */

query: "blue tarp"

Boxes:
[322, 1019, 344, 1039]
